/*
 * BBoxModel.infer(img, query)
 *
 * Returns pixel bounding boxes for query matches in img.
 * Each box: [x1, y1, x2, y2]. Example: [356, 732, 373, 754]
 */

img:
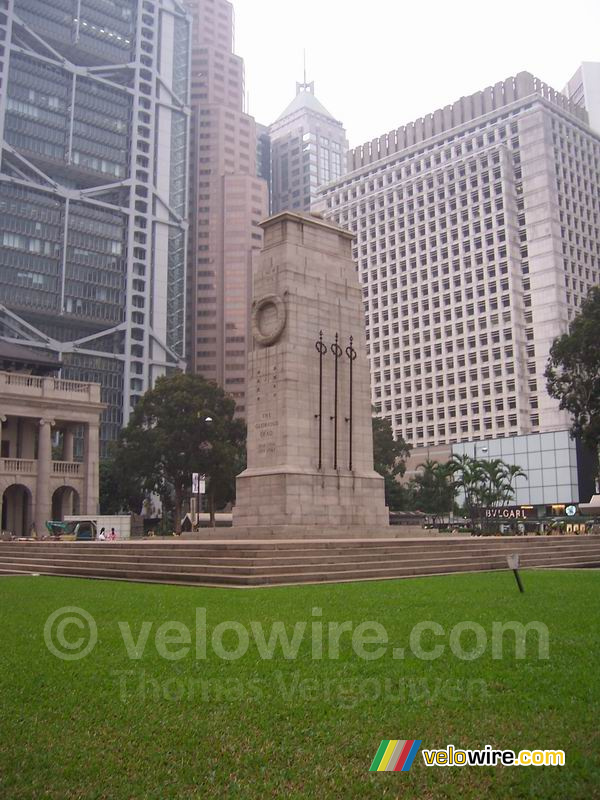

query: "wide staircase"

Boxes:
[0, 536, 599, 587]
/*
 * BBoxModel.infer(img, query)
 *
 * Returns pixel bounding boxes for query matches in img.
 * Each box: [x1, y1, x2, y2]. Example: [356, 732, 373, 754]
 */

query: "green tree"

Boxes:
[99, 448, 146, 515]
[449, 454, 527, 532]
[545, 286, 600, 475]
[372, 416, 411, 510]
[114, 374, 246, 534]
[448, 453, 484, 530]
[411, 459, 454, 523]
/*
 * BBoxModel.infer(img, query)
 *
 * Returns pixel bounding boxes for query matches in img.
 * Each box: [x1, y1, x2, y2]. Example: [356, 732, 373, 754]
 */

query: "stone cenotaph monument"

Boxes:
[233, 211, 388, 533]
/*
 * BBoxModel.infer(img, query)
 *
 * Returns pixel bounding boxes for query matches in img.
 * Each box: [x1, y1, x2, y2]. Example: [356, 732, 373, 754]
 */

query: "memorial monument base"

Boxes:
[233, 467, 389, 529]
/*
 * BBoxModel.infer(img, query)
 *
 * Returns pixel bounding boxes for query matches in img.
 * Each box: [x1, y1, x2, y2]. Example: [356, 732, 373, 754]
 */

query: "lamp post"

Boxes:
[473, 443, 488, 533]
[197, 414, 214, 529]
[474, 443, 488, 461]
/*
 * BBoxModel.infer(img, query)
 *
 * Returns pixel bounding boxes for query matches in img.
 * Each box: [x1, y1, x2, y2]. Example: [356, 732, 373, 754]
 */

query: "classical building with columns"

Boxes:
[0, 342, 104, 537]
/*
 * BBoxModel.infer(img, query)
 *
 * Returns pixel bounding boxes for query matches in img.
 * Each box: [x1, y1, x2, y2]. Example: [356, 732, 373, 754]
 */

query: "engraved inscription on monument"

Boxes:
[256, 411, 278, 457]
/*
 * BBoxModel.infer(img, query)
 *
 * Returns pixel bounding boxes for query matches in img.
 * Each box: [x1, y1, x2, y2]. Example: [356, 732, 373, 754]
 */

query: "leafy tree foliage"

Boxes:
[372, 416, 411, 509]
[99, 456, 144, 515]
[545, 287, 600, 472]
[410, 459, 454, 521]
[113, 374, 246, 533]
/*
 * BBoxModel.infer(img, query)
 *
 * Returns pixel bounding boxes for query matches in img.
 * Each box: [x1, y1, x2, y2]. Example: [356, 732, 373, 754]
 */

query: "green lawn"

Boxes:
[0, 571, 598, 799]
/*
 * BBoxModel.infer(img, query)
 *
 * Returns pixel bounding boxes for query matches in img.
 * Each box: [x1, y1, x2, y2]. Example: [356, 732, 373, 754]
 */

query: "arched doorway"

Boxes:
[51, 486, 81, 521]
[1, 484, 33, 537]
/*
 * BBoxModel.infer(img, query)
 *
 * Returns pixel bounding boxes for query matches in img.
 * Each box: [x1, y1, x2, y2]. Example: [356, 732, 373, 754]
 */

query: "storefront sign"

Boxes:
[483, 506, 535, 520]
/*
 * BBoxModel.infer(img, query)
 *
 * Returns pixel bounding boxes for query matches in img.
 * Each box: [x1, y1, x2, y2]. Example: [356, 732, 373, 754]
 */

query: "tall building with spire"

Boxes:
[269, 79, 348, 214]
[185, 0, 268, 415]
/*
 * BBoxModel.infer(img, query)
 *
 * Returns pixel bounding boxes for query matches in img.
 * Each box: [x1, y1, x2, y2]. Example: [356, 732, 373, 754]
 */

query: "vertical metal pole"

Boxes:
[346, 336, 357, 471]
[315, 331, 326, 470]
[513, 569, 525, 593]
[197, 481, 201, 528]
[331, 333, 342, 470]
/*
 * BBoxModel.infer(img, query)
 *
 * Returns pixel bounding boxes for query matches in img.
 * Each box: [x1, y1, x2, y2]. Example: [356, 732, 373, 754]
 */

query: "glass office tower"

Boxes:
[0, 0, 191, 453]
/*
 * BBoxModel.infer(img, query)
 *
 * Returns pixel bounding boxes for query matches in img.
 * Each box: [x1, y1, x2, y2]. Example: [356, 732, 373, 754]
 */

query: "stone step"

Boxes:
[0, 553, 597, 587]
[1, 536, 597, 559]
[1, 537, 598, 587]
[1, 548, 598, 580]
[2, 539, 598, 562]
[1, 545, 599, 574]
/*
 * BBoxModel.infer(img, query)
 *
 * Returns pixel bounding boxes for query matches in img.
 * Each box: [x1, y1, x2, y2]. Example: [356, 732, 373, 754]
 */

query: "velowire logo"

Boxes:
[369, 739, 422, 772]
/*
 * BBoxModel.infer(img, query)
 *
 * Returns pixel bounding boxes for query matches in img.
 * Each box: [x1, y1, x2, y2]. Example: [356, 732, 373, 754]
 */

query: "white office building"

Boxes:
[315, 72, 600, 492]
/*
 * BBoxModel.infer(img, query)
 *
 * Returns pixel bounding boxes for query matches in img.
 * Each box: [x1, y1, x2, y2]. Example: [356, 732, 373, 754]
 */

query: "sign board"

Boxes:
[565, 505, 577, 517]
[483, 506, 535, 520]
[192, 473, 206, 494]
[506, 553, 520, 570]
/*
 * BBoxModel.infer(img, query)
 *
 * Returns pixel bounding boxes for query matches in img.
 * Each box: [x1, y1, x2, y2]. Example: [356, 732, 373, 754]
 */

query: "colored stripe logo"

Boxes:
[370, 739, 422, 772]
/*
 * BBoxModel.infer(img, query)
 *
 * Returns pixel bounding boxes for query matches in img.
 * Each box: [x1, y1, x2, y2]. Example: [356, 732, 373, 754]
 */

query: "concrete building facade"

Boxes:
[0, 342, 103, 537]
[563, 62, 600, 136]
[185, 0, 268, 415]
[269, 80, 348, 214]
[0, 0, 192, 454]
[315, 72, 600, 470]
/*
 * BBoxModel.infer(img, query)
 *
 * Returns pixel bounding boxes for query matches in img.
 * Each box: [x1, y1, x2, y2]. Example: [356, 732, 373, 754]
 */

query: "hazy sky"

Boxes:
[234, 0, 600, 148]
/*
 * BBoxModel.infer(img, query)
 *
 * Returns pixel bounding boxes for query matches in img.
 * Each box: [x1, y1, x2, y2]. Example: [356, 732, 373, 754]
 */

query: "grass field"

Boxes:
[0, 570, 598, 799]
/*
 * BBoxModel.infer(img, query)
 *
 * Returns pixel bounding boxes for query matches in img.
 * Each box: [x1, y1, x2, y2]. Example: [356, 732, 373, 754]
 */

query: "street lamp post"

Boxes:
[473, 443, 488, 532]
[197, 414, 214, 529]
[474, 443, 488, 460]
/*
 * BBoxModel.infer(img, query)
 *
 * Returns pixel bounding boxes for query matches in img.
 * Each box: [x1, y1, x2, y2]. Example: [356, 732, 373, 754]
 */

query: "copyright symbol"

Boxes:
[44, 606, 97, 661]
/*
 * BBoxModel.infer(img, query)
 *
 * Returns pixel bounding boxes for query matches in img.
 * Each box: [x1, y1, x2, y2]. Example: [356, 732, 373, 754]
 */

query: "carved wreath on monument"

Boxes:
[251, 294, 287, 346]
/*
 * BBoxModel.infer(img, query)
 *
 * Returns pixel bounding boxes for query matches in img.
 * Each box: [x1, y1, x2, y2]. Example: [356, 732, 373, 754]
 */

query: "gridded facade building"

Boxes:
[185, 0, 268, 414]
[255, 122, 271, 207]
[0, 0, 191, 453]
[269, 81, 347, 214]
[563, 62, 600, 136]
[315, 72, 600, 454]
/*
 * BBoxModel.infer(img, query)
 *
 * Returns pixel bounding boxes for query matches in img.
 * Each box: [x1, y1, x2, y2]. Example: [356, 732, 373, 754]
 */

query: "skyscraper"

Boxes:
[316, 73, 600, 468]
[0, 0, 191, 453]
[563, 62, 600, 135]
[185, 0, 267, 414]
[255, 122, 271, 208]
[269, 80, 348, 214]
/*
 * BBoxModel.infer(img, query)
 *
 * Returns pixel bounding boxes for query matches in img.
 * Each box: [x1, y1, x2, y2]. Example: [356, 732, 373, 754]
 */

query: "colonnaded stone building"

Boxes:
[0, 341, 103, 537]
[314, 71, 600, 508]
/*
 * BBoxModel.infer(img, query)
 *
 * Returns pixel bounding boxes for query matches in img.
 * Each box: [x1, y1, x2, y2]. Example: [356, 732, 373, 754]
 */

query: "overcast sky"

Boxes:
[234, 0, 600, 148]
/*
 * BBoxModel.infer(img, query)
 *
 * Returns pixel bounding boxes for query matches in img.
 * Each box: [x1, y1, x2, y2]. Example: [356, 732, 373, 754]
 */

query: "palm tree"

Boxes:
[449, 453, 486, 531]
[413, 459, 454, 525]
[501, 464, 528, 507]
[480, 459, 510, 507]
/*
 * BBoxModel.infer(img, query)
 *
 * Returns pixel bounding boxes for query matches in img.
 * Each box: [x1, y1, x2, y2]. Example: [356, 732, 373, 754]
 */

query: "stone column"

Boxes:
[63, 427, 74, 462]
[0, 415, 5, 532]
[83, 422, 100, 514]
[0, 415, 5, 458]
[35, 418, 53, 535]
